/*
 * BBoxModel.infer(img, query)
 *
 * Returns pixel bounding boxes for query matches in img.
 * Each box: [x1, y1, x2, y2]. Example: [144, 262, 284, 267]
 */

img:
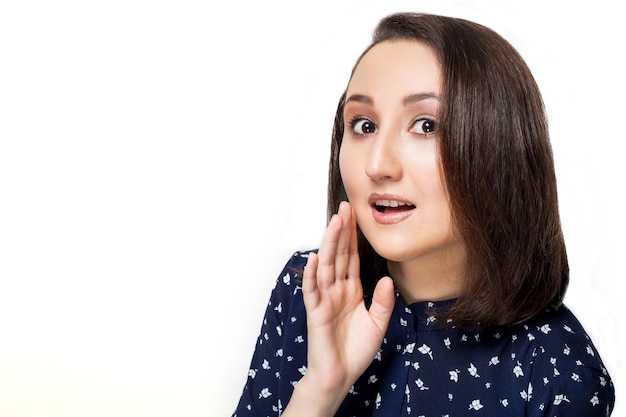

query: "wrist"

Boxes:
[282, 374, 350, 417]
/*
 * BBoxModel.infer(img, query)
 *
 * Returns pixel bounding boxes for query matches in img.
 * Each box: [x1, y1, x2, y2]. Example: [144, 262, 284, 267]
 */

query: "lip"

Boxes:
[368, 193, 416, 225]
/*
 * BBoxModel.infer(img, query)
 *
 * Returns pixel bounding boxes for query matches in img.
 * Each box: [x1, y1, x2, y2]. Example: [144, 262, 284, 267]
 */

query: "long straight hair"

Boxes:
[328, 13, 569, 327]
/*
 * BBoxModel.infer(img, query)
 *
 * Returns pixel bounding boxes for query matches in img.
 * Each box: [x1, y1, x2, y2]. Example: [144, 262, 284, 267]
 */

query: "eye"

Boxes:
[411, 118, 437, 135]
[349, 117, 377, 136]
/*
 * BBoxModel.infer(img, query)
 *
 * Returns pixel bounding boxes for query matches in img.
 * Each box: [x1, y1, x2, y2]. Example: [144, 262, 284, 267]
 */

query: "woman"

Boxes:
[233, 12, 615, 416]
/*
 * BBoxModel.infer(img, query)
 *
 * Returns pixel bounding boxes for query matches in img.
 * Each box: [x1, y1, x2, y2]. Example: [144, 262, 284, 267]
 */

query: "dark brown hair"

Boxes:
[328, 12, 569, 327]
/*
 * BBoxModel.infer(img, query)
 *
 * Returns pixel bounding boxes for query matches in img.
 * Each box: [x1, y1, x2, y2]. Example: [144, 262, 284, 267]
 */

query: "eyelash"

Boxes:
[413, 118, 438, 136]
[348, 116, 376, 136]
[347, 116, 438, 136]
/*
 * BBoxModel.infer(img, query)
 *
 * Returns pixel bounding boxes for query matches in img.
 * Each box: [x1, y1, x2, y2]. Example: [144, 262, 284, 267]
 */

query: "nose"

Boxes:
[365, 129, 402, 182]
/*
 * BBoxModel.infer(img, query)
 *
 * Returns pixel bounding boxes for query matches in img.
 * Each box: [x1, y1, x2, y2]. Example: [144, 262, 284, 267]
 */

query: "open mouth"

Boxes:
[372, 199, 416, 213]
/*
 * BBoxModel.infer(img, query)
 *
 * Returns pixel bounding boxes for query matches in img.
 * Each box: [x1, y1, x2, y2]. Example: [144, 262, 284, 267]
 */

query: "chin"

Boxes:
[369, 241, 420, 263]
[367, 235, 462, 265]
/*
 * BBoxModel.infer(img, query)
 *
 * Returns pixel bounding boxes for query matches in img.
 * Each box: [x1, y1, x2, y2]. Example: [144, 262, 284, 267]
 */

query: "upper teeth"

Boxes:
[375, 200, 408, 207]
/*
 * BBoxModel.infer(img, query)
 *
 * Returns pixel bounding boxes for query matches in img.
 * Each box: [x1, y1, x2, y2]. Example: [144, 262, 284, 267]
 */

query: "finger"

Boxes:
[345, 203, 360, 282]
[368, 276, 395, 334]
[333, 201, 353, 280]
[316, 213, 342, 288]
[302, 252, 320, 309]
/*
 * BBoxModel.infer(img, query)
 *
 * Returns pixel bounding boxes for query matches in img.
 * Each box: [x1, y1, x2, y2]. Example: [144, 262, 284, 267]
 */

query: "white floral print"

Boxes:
[233, 251, 615, 417]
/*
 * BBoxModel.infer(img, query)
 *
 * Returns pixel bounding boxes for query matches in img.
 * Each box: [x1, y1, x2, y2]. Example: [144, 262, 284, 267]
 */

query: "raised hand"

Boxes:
[282, 201, 395, 417]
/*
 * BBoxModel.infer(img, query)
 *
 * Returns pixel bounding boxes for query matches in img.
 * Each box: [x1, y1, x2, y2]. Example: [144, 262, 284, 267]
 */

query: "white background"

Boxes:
[0, 1, 623, 416]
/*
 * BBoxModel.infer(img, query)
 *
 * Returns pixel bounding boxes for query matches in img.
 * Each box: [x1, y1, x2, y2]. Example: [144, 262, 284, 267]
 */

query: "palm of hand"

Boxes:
[302, 202, 395, 394]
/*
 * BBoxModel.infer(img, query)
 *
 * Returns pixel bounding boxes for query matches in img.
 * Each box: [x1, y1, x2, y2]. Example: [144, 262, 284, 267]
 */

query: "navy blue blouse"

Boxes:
[233, 251, 615, 416]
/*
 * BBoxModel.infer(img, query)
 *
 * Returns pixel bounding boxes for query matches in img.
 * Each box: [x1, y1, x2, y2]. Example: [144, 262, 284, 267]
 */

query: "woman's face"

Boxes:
[339, 40, 464, 269]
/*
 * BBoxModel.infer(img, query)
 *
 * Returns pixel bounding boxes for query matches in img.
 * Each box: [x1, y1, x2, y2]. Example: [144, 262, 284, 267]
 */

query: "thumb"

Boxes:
[368, 276, 395, 333]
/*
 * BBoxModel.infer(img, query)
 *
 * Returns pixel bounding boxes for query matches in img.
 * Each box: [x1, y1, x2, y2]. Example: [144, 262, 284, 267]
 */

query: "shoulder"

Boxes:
[266, 250, 316, 315]
[514, 304, 615, 414]
[283, 250, 314, 275]
[522, 304, 606, 366]
[271, 250, 314, 292]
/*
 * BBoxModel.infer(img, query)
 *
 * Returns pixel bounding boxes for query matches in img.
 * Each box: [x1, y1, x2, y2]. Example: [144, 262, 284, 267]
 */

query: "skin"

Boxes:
[340, 40, 466, 304]
[282, 40, 467, 417]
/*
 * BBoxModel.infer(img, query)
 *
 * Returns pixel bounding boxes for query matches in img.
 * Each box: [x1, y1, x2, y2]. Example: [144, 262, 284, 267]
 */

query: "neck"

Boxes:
[387, 243, 466, 304]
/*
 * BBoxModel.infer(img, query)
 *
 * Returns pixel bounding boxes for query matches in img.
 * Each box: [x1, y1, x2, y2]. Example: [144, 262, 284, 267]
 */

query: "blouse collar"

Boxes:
[393, 290, 457, 332]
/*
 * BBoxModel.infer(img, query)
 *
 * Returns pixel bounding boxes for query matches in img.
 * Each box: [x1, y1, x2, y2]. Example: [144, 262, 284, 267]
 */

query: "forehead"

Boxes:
[347, 40, 441, 95]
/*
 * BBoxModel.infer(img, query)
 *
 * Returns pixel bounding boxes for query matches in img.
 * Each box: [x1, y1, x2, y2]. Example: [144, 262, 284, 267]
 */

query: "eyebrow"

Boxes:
[403, 93, 440, 105]
[345, 94, 373, 105]
[345, 93, 440, 106]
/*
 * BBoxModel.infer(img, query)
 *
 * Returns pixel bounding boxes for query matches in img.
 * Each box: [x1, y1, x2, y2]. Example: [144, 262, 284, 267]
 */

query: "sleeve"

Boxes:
[232, 251, 310, 417]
